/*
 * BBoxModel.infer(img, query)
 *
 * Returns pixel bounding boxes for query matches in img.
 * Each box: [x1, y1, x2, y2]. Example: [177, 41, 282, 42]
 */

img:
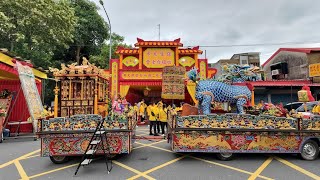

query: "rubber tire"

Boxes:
[0, 133, 3, 143]
[49, 156, 70, 164]
[300, 140, 319, 161]
[216, 153, 234, 161]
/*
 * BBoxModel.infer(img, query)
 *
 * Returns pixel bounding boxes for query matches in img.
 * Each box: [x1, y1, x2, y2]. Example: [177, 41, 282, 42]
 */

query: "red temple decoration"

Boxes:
[108, 38, 217, 105]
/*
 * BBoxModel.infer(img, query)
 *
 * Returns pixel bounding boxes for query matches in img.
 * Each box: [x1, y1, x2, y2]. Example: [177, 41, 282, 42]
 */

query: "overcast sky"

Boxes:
[92, 0, 320, 64]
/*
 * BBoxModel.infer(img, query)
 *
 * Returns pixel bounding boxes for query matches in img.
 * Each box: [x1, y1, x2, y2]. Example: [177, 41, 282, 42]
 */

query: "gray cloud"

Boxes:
[93, 0, 320, 64]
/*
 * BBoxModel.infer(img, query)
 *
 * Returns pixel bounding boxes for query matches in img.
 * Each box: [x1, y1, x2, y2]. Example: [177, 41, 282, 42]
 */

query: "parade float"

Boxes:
[167, 65, 320, 161]
[37, 59, 137, 164]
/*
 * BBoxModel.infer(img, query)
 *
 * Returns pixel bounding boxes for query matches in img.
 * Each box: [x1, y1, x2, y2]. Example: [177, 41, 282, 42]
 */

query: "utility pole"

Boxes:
[99, 0, 112, 61]
[158, 24, 160, 40]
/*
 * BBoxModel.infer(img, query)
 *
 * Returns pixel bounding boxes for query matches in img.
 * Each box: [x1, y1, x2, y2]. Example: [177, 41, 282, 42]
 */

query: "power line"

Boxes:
[69, 40, 320, 48]
[187, 41, 320, 48]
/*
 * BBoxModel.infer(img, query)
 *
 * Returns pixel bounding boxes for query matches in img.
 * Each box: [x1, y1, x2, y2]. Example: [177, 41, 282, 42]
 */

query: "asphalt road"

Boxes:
[0, 127, 320, 180]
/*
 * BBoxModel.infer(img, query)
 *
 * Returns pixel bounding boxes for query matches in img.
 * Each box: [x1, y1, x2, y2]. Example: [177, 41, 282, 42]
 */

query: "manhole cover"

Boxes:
[138, 157, 149, 160]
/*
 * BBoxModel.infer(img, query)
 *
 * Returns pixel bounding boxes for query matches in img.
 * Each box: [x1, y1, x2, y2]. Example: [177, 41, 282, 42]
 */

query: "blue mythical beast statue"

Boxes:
[187, 65, 258, 115]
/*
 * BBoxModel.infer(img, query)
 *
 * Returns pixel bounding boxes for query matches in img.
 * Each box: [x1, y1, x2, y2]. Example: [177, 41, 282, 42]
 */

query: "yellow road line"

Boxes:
[134, 133, 149, 137]
[137, 143, 176, 153]
[112, 161, 155, 180]
[248, 157, 273, 180]
[191, 156, 273, 180]
[0, 149, 40, 168]
[133, 140, 165, 150]
[135, 129, 149, 132]
[142, 143, 273, 180]
[127, 155, 188, 180]
[275, 156, 320, 180]
[14, 160, 29, 180]
[22, 154, 40, 160]
[27, 163, 78, 179]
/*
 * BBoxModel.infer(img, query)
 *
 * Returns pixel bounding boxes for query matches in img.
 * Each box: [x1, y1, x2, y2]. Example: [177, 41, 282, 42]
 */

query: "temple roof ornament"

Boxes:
[49, 57, 109, 79]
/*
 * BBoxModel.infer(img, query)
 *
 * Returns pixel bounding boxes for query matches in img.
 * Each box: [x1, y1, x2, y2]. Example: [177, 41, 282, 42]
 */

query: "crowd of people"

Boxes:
[111, 95, 182, 136]
[135, 100, 182, 136]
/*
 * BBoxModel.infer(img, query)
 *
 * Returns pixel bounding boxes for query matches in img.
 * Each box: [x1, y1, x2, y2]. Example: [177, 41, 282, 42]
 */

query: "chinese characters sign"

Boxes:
[111, 62, 118, 98]
[179, 56, 195, 67]
[143, 48, 174, 68]
[120, 71, 162, 80]
[16, 62, 44, 121]
[199, 61, 207, 79]
[309, 63, 320, 77]
[123, 56, 139, 67]
[161, 66, 185, 100]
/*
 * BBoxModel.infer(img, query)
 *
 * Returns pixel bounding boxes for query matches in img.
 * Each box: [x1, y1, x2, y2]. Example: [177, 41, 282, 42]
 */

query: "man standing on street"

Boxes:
[148, 101, 159, 136]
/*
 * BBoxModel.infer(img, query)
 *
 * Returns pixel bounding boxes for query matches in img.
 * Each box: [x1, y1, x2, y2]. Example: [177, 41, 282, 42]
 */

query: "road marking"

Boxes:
[22, 154, 40, 160]
[191, 156, 273, 180]
[14, 160, 29, 180]
[135, 129, 149, 133]
[127, 155, 188, 180]
[0, 149, 40, 169]
[248, 157, 273, 180]
[134, 133, 150, 137]
[142, 143, 273, 180]
[27, 163, 78, 179]
[275, 156, 320, 180]
[137, 142, 177, 153]
[133, 140, 165, 150]
[112, 161, 155, 180]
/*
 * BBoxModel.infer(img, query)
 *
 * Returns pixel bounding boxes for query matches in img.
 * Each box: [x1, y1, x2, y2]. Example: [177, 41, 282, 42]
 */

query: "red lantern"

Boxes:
[143, 87, 151, 96]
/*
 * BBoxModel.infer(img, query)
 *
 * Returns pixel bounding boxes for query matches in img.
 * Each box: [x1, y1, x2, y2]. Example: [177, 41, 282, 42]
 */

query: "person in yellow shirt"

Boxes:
[146, 104, 152, 122]
[133, 103, 139, 118]
[139, 100, 147, 124]
[256, 99, 265, 109]
[148, 101, 159, 136]
[312, 102, 320, 115]
[158, 102, 168, 136]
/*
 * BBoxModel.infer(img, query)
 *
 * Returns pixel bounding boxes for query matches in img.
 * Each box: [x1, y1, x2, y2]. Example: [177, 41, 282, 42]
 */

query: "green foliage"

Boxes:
[89, 33, 132, 69]
[0, 0, 130, 103]
[70, 0, 109, 63]
[0, 0, 77, 67]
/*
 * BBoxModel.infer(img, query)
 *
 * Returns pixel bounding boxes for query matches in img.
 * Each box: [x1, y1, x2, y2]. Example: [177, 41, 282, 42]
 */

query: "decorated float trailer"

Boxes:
[167, 66, 320, 161]
[37, 59, 137, 164]
[168, 112, 320, 160]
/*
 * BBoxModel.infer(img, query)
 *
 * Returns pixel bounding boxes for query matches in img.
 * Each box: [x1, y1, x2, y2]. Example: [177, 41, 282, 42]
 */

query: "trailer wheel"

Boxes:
[216, 153, 234, 161]
[300, 140, 319, 161]
[49, 156, 70, 164]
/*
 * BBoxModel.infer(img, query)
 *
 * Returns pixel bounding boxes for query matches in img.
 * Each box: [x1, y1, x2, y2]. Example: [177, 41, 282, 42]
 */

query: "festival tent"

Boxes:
[0, 49, 47, 134]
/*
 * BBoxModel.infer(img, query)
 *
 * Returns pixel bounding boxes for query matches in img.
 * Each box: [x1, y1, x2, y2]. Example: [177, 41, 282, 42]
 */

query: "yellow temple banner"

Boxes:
[120, 85, 130, 98]
[120, 71, 162, 80]
[123, 56, 139, 67]
[143, 48, 174, 68]
[179, 56, 195, 67]
[199, 61, 207, 79]
[187, 81, 198, 105]
[111, 62, 118, 98]
[161, 66, 185, 100]
[309, 63, 320, 77]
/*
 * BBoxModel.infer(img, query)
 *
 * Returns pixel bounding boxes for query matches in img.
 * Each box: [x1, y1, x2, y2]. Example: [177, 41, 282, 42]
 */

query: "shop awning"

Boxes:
[0, 52, 47, 79]
[250, 80, 320, 87]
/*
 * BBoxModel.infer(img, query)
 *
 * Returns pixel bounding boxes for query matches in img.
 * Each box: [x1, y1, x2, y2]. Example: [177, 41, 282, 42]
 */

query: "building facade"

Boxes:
[212, 52, 260, 77]
[257, 48, 320, 103]
[262, 48, 320, 82]
[109, 38, 217, 104]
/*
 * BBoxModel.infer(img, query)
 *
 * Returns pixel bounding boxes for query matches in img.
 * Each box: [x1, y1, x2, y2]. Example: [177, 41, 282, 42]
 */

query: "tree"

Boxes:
[70, 0, 109, 64]
[0, 0, 77, 67]
[89, 33, 132, 69]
